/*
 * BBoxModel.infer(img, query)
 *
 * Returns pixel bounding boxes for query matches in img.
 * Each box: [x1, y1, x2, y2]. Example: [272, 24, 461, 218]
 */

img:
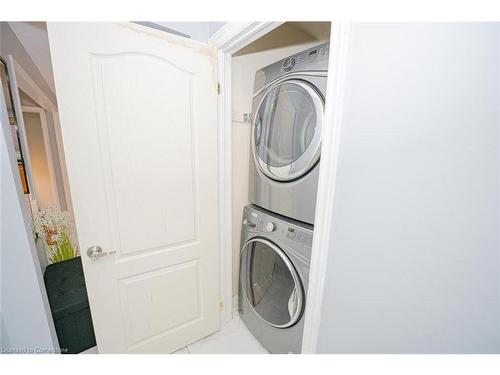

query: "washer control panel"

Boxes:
[242, 205, 313, 250]
[264, 222, 276, 233]
[285, 226, 313, 246]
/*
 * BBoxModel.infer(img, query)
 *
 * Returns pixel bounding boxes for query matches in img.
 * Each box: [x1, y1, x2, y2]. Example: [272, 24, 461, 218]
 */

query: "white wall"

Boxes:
[231, 23, 330, 296]
[8, 23, 56, 95]
[316, 23, 500, 353]
[0, 80, 58, 352]
[0, 23, 56, 106]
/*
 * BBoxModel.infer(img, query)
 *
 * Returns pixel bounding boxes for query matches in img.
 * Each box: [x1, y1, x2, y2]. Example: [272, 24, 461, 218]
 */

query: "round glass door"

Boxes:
[240, 238, 304, 328]
[252, 79, 324, 181]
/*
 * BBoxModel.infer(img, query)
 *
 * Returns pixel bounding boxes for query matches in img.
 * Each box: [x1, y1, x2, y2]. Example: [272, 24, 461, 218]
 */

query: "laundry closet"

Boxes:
[2, 21, 334, 354]
[230, 22, 331, 353]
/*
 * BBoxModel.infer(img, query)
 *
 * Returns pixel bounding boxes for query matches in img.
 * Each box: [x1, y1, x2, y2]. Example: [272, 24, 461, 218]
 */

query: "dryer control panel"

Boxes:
[253, 41, 330, 94]
[281, 43, 330, 73]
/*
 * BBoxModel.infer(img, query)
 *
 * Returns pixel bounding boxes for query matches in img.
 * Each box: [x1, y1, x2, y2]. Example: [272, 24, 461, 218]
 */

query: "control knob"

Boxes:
[282, 57, 295, 71]
[265, 222, 276, 233]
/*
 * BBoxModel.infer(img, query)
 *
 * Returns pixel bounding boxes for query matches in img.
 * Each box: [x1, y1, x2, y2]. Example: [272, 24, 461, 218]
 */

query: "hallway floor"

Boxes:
[174, 314, 268, 354]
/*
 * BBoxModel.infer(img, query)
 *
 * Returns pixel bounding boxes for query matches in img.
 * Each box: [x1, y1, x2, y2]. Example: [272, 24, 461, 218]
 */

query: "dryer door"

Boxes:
[252, 79, 324, 181]
[240, 238, 304, 328]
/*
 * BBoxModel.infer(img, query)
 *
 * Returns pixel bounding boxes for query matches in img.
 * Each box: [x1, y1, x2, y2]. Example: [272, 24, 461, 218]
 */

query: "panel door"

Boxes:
[48, 22, 220, 353]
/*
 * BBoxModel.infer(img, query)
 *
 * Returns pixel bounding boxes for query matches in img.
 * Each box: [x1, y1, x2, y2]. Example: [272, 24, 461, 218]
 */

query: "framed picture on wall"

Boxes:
[17, 162, 29, 194]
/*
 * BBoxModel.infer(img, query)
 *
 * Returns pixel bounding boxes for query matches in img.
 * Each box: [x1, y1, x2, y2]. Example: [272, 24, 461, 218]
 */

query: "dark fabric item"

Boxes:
[53, 308, 96, 354]
[44, 257, 89, 320]
[44, 257, 96, 354]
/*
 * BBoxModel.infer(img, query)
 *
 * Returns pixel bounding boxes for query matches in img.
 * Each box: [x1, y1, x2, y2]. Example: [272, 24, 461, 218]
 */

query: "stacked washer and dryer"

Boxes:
[239, 42, 329, 353]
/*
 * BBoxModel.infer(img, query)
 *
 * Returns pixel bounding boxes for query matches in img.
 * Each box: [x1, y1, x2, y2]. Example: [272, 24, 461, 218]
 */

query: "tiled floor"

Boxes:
[81, 314, 269, 354]
[174, 314, 269, 354]
[80, 346, 98, 354]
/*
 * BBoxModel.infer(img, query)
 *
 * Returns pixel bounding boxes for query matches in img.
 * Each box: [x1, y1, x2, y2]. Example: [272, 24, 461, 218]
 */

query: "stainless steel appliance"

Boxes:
[239, 204, 312, 353]
[249, 42, 329, 224]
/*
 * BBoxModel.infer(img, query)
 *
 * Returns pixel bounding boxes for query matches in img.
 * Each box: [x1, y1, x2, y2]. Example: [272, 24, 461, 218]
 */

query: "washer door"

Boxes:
[252, 79, 324, 181]
[240, 238, 304, 328]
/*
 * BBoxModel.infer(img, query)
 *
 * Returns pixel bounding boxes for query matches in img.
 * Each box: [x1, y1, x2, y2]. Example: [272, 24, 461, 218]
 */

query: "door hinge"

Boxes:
[219, 302, 224, 311]
[217, 82, 221, 95]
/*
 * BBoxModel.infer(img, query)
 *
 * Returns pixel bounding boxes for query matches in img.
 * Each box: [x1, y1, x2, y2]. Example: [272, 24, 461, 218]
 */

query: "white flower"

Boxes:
[32, 206, 80, 263]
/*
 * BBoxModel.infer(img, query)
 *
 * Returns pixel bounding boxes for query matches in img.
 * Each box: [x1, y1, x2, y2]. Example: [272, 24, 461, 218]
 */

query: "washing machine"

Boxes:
[239, 204, 313, 353]
[249, 42, 329, 225]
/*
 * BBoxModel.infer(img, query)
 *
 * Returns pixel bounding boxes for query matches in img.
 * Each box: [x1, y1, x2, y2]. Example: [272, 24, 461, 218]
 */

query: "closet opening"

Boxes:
[229, 22, 331, 353]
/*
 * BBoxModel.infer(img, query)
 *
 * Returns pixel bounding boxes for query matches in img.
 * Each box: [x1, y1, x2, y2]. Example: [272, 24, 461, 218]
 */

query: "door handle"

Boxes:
[242, 218, 256, 228]
[87, 245, 116, 260]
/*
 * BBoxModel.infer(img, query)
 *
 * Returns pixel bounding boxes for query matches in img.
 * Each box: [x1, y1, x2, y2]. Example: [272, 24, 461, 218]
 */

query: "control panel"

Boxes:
[280, 42, 330, 73]
[242, 206, 313, 249]
[253, 42, 330, 95]
[285, 226, 313, 246]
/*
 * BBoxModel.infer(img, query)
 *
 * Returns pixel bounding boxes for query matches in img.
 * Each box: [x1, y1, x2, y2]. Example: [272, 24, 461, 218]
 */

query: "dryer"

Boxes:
[249, 42, 329, 225]
[239, 204, 313, 353]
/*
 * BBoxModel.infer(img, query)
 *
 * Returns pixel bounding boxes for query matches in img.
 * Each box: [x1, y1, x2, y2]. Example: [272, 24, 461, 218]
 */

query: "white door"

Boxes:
[47, 22, 220, 353]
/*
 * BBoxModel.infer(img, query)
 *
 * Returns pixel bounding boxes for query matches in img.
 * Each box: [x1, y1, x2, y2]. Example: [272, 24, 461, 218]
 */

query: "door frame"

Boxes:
[208, 22, 284, 324]
[5, 55, 38, 204]
[300, 22, 351, 353]
[210, 22, 351, 353]
[21, 105, 62, 209]
[13, 57, 75, 219]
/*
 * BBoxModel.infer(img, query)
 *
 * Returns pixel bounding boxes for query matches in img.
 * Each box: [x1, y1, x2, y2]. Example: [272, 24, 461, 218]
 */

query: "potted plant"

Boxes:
[33, 206, 79, 263]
